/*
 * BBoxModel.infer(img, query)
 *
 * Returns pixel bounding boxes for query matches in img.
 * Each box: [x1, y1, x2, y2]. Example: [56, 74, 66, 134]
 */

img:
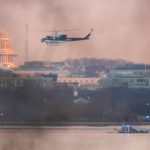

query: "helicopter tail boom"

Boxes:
[84, 29, 93, 39]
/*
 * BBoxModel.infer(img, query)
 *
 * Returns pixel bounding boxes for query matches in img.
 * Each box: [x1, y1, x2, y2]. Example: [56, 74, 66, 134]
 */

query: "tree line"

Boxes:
[0, 83, 150, 124]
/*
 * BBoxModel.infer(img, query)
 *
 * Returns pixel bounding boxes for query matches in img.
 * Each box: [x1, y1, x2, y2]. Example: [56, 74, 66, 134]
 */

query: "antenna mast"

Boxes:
[25, 24, 29, 62]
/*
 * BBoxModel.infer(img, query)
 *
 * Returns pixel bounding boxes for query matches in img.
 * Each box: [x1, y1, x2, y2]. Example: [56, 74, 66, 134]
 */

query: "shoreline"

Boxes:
[0, 122, 150, 127]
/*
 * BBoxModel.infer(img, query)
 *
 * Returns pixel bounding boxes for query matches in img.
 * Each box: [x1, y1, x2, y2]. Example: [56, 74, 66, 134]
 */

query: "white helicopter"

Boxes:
[40, 29, 93, 45]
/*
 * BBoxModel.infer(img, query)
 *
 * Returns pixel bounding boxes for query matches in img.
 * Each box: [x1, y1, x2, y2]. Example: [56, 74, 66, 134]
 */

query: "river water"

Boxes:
[0, 126, 150, 150]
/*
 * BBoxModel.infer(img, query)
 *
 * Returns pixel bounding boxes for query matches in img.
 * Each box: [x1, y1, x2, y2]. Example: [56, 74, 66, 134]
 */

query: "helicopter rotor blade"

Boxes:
[32, 28, 80, 33]
[32, 30, 52, 32]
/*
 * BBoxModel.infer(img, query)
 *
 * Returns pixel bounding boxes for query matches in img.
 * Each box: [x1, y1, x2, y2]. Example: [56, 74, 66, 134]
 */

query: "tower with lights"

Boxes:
[0, 28, 17, 69]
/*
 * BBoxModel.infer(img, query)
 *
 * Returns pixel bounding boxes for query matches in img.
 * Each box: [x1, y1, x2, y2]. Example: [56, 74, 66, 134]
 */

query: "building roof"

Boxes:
[115, 64, 150, 70]
[0, 28, 8, 38]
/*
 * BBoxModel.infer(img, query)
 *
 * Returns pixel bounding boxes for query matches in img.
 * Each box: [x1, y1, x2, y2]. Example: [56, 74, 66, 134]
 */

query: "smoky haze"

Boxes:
[0, 0, 150, 64]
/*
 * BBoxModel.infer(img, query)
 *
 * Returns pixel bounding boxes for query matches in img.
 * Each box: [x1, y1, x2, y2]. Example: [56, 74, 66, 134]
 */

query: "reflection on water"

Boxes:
[0, 126, 150, 150]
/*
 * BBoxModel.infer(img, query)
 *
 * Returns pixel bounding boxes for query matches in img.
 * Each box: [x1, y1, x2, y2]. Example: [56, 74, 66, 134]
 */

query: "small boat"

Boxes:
[118, 124, 149, 133]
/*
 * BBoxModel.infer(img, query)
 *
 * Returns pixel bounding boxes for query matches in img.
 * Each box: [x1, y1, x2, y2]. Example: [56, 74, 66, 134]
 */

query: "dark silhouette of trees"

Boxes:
[0, 85, 150, 124]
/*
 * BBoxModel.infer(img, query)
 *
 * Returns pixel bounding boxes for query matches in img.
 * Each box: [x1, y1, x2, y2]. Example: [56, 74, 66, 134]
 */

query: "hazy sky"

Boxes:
[0, 0, 150, 64]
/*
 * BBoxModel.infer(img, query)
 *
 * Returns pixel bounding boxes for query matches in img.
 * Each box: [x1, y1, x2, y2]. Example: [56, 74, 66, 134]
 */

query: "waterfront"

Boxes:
[0, 126, 150, 150]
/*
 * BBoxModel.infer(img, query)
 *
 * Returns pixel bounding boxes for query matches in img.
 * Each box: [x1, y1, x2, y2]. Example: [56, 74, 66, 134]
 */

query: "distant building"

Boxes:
[0, 28, 17, 69]
[99, 68, 150, 88]
[0, 69, 55, 89]
[57, 77, 100, 90]
[21, 61, 47, 69]
[16, 61, 71, 78]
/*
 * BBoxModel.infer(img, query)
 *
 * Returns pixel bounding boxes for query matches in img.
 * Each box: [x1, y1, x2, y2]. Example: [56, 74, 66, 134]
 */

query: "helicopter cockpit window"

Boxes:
[46, 36, 53, 40]
[60, 34, 67, 38]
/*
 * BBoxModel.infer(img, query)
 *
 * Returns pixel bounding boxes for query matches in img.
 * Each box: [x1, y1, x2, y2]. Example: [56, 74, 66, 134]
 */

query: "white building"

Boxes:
[99, 69, 150, 88]
[0, 28, 17, 69]
[57, 77, 100, 89]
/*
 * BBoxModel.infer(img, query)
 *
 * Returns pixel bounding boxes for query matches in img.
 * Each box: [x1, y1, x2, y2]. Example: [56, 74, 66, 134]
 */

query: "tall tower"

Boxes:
[0, 28, 17, 69]
[25, 24, 28, 62]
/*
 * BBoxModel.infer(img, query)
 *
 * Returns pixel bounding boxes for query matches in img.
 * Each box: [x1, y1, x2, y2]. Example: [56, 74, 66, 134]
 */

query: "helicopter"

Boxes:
[40, 29, 93, 45]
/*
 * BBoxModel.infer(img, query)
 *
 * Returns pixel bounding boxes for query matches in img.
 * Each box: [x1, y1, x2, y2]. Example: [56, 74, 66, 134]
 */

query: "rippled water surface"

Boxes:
[0, 126, 150, 150]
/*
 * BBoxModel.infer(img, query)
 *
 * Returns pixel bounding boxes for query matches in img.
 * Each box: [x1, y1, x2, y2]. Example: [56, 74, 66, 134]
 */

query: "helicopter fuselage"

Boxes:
[41, 30, 92, 45]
